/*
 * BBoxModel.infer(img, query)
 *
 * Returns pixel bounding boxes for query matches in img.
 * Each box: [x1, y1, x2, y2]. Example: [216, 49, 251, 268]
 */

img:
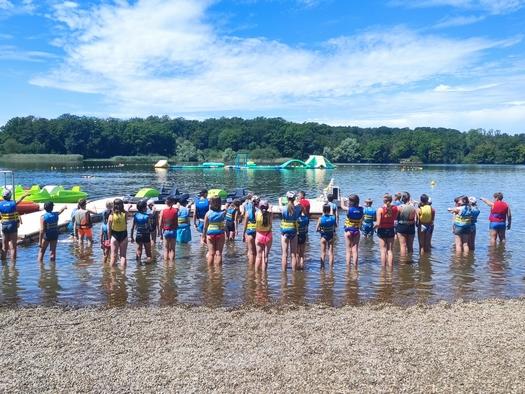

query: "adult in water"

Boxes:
[343, 194, 363, 268]
[0, 189, 29, 260]
[160, 196, 178, 262]
[416, 194, 435, 255]
[481, 192, 511, 245]
[202, 196, 226, 265]
[396, 192, 416, 257]
[375, 194, 398, 266]
[130, 199, 153, 264]
[242, 195, 259, 265]
[193, 189, 209, 234]
[280, 191, 302, 270]
[38, 202, 67, 262]
[108, 198, 129, 266]
[255, 199, 273, 271]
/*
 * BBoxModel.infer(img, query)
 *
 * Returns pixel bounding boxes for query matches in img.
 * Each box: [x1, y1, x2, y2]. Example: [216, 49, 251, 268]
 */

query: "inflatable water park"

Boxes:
[157, 155, 336, 170]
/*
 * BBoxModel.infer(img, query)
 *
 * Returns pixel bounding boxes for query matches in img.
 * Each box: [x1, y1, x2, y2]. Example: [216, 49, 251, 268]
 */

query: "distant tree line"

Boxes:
[2, 114, 525, 164]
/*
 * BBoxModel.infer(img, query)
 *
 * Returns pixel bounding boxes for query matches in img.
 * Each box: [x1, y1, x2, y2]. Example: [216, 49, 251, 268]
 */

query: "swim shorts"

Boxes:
[226, 221, 235, 232]
[44, 230, 59, 242]
[419, 224, 434, 233]
[453, 225, 471, 236]
[207, 233, 225, 241]
[297, 233, 307, 245]
[489, 222, 506, 230]
[396, 223, 416, 235]
[282, 232, 296, 240]
[77, 227, 93, 239]
[163, 229, 177, 239]
[377, 228, 395, 239]
[321, 232, 334, 242]
[361, 222, 374, 236]
[135, 233, 151, 244]
[256, 231, 272, 246]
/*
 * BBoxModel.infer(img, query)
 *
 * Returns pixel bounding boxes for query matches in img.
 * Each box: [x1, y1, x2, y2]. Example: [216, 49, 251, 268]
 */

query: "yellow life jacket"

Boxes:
[419, 205, 433, 224]
[111, 212, 127, 232]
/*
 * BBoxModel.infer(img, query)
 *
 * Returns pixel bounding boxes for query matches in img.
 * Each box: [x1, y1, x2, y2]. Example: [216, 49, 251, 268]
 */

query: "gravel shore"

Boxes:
[1, 300, 524, 393]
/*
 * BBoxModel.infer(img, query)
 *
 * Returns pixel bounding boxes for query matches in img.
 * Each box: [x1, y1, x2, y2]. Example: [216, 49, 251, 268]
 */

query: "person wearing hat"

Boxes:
[38, 202, 67, 262]
[361, 198, 376, 238]
[0, 189, 29, 260]
[280, 191, 302, 270]
[193, 189, 209, 234]
[416, 194, 435, 255]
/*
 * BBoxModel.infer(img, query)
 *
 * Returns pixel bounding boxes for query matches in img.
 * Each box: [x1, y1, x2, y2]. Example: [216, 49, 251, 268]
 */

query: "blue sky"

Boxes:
[1, 0, 524, 132]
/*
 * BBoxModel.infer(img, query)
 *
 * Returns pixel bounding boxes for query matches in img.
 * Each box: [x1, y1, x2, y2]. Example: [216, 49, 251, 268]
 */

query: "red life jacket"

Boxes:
[378, 205, 398, 229]
[162, 207, 178, 230]
[489, 200, 508, 223]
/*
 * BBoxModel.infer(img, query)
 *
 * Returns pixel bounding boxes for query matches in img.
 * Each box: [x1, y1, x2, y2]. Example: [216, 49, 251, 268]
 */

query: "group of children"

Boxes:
[0, 187, 509, 269]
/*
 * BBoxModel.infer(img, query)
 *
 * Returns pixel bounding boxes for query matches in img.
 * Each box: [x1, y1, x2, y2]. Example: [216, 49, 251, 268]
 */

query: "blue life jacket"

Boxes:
[455, 205, 473, 227]
[471, 207, 480, 225]
[43, 212, 59, 238]
[195, 198, 209, 220]
[320, 214, 336, 235]
[363, 207, 376, 223]
[225, 207, 236, 222]
[297, 215, 309, 235]
[345, 206, 363, 230]
[207, 210, 226, 235]
[101, 222, 109, 241]
[134, 212, 150, 235]
[280, 205, 301, 234]
[0, 200, 17, 224]
[178, 206, 190, 227]
[245, 205, 256, 235]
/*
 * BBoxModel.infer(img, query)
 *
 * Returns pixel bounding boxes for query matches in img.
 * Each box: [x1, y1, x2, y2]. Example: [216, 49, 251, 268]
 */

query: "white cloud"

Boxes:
[0, 0, 13, 10]
[0, 45, 57, 61]
[433, 14, 486, 28]
[396, 0, 525, 14]
[32, 0, 517, 116]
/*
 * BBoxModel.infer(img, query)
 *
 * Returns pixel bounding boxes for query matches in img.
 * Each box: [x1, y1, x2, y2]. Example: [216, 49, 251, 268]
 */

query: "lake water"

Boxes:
[0, 163, 523, 307]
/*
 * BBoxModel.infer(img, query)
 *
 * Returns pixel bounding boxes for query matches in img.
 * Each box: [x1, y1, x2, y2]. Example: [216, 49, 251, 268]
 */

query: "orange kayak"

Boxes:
[16, 201, 40, 215]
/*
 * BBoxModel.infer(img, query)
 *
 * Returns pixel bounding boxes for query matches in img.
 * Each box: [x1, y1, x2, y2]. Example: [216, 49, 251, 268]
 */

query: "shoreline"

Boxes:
[1, 299, 525, 392]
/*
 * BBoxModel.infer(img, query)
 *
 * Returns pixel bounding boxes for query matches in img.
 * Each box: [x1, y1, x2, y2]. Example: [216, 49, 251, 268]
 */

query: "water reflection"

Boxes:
[39, 262, 60, 305]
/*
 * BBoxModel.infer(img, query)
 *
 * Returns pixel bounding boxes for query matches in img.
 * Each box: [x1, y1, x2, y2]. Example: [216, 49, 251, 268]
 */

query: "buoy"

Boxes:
[431, 180, 436, 187]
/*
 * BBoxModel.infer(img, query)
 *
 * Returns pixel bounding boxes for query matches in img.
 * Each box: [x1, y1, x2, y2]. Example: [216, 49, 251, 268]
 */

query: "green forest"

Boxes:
[2, 114, 525, 164]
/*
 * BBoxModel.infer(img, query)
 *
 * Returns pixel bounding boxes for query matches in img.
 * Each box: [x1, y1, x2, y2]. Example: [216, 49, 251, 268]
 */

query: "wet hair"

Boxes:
[113, 198, 124, 213]
[166, 196, 176, 206]
[348, 194, 359, 208]
[323, 204, 331, 214]
[136, 199, 147, 213]
[44, 201, 54, 212]
[287, 196, 295, 217]
[78, 199, 87, 209]
[327, 193, 334, 202]
[401, 192, 410, 204]
[420, 194, 429, 205]
[210, 196, 221, 211]
[260, 204, 270, 227]
[494, 192, 503, 200]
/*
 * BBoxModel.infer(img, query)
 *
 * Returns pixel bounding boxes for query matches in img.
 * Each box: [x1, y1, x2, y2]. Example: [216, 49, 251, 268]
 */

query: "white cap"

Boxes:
[252, 195, 260, 202]
[2, 189, 12, 199]
[468, 196, 477, 205]
[147, 199, 155, 205]
[286, 191, 295, 199]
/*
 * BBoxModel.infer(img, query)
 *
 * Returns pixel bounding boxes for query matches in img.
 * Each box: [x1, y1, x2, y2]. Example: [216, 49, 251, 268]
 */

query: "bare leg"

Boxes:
[386, 238, 395, 265]
[320, 238, 327, 268]
[206, 237, 215, 265]
[144, 242, 152, 263]
[8, 233, 17, 260]
[497, 228, 506, 243]
[49, 240, 58, 261]
[246, 236, 256, 265]
[289, 236, 298, 270]
[263, 238, 272, 271]
[119, 238, 128, 266]
[407, 234, 414, 254]
[136, 243, 143, 261]
[281, 235, 289, 269]
[455, 235, 463, 255]
[255, 242, 263, 270]
[350, 234, 359, 267]
[489, 230, 498, 246]
[328, 239, 335, 266]
[214, 236, 225, 265]
[379, 237, 387, 265]
[398, 234, 407, 256]
[345, 234, 352, 266]
[38, 240, 49, 262]
[110, 238, 119, 266]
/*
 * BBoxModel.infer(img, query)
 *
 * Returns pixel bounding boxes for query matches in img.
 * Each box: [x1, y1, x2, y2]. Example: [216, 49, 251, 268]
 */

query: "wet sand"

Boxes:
[1, 300, 524, 393]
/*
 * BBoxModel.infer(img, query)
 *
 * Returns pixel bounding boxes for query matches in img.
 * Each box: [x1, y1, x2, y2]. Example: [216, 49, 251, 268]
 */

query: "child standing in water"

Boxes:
[375, 194, 398, 266]
[255, 200, 272, 271]
[416, 194, 435, 255]
[242, 196, 259, 265]
[160, 196, 178, 262]
[327, 193, 339, 226]
[317, 204, 336, 267]
[343, 194, 363, 268]
[108, 198, 129, 266]
[202, 196, 226, 265]
[280, 191, 302, 270]
[176, 199, 191, 244]
[361, 198, 376, 238]
[38, 202, 67, 262]
[147, 199, 159, 243]
[194, 189, 209, 234]
[100, 201, 113, 263]
[130, 199, 153, 264]
[296, 208, 309, 270]
[74, 199, 96, 246]
[225, 198, 239, 241]
[448, 195, 472, 255]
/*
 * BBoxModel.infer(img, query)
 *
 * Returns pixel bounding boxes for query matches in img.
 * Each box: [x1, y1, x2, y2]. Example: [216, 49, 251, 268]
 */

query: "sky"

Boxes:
[0, 0, 524, 132]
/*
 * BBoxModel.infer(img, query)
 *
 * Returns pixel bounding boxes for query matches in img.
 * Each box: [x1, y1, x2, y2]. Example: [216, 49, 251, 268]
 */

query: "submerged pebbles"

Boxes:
[0, 300, 524, 393]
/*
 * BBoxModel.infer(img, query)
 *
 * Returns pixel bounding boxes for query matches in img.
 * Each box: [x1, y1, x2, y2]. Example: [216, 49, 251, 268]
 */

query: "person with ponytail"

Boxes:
[242, 195, 259, 264]
[280, 191, 302, 270]
[375, 194, 398, 266]
[255, 199, 273, 271]
[108, 198, 129, 266]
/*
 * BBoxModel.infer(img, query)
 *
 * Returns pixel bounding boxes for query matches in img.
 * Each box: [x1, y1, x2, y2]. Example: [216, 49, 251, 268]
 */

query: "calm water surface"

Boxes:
[0, 163, 523, 307]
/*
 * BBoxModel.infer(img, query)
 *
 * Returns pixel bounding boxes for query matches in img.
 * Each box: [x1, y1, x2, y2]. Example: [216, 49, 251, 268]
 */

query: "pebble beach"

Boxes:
[1, 299, 525, 393]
